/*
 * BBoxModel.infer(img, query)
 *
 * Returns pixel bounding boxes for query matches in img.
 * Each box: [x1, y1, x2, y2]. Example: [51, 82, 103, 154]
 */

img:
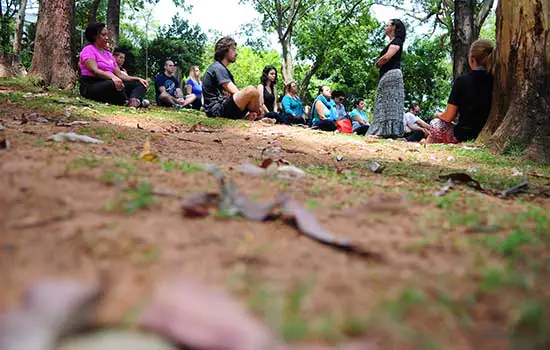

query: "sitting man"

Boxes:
[332, 90, 347, 120]
[403, 103, 431, 142]
[114, 48, 151, 108]
[202, 36, 263, 120]
[155, 60, 196, 108]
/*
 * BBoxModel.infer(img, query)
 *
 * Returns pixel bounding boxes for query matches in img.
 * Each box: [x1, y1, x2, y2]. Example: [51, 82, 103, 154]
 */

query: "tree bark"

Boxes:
[88, 0, 101, 24]
[29, 0, 77, 88]
[106, 0, 120, 48]
[480, 0, 550, 162]
[13, 0, 28, 54]
[280, 35, 293, 84]
[452, 0, 476, 77]
[298, 56, 322, 99]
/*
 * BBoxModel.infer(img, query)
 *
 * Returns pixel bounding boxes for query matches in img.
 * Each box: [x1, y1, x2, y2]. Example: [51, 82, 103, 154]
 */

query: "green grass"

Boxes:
[104, 180, 155, 214]
[160, 160, 203, 173]
[99, 160, 138, 185]
[78, 126, 128, 140]
[68, 155, 104, 170]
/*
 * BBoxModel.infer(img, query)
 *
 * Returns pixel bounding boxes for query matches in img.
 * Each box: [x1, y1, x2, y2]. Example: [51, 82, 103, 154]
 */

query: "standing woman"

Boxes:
[367, 19, 406, 138]
[79, 22, 149, 107]
[257, 65, 281, 122]
[186, 65, 203, 110]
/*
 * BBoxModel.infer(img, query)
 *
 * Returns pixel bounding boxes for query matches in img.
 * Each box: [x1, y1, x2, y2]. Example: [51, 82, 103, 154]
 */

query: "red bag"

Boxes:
[335, 119, 353, 133]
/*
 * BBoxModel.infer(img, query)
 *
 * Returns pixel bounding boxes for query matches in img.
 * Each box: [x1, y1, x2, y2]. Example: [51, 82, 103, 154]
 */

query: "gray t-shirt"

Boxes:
[202, 61, 235, 116]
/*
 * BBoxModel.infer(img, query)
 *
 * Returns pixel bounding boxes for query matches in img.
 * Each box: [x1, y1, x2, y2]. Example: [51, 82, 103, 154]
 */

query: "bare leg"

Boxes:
[232, 86, 263, 118]
[159, 92, 178, 106]
[182, 93, 197, 107]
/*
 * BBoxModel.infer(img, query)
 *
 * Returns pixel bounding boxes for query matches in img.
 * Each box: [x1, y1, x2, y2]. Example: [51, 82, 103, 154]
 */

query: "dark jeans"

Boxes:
[264, 111, 284, 123]
[285, 114, 307, 125]
[354, 125, 369, 135]
[80, 76, 146, 105]
[405, 130, 425, 142]
[190, 98, 202, 111]
[316, 119, 337, 132]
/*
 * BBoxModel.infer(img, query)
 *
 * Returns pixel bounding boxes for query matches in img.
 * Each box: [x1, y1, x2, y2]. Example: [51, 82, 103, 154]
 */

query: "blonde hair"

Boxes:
[188, 65, 201, 82]
[470, 39, 494, 69]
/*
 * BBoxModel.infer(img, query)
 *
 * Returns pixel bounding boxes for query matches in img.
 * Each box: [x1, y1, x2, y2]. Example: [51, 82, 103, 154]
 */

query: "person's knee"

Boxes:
[243, 86, 259, 99]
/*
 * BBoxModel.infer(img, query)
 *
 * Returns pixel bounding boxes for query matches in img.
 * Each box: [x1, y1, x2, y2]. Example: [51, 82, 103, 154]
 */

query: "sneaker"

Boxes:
[141, 99, 150, 108]
[260, 117, 276, 124]
[127, 98, 140, 108]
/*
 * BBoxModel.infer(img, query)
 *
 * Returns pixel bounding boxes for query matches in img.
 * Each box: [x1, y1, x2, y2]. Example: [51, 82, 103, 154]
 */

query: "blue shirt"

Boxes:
[155, 73, 180, 104]
[350, 108, 368, 131]
[281, 95, 304, 118]
[312, 96, 336, 126]
[186, 78, 202, 97]
[335, 104, 347, 120]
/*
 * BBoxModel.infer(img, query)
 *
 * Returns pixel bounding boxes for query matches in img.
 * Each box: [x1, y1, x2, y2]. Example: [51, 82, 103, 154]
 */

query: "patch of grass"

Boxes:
[502, 141, 526, 157]
[511, 301, 550, 349]
[160, 160, 203, 173]
[78, 126, 128, 140]
[99, 160, 138, 185]
[306, 198, 320, 210]
[477, 266, 532, 294]
[104, 181, 155, 214]
[68, 155, 104, 170]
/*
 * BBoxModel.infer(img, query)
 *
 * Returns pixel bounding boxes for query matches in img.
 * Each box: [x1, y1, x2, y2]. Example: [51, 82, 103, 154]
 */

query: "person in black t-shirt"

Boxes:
[202, 37, 263, 120]
[366, 19, 406, 138]
[155, 60, 197, 108]
[427, 39, 494, 144]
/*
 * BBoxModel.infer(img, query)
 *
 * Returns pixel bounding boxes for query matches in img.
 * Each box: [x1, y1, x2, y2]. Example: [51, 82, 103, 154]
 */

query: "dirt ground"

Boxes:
[1, 82, 550, 349]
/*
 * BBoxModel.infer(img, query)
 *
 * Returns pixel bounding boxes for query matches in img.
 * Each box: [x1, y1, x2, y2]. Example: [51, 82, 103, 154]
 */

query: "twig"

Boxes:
[11, 212, 74, 229]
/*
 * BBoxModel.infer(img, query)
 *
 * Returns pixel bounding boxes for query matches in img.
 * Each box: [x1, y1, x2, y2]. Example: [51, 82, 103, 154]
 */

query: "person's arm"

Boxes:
[175, 88, 184, 98]
[376, 42, 401, 68]
[186, 81, 193, 96]
[435, 104, 458, 123]
[115, 66, 148, 88]
[222, 81, 239, 95]
[84, 59, 124, 90]
[315, 100, 326, 120]
[282, 96, 295, 117]
[415, 118, 431, 129]
[273, 88, 278, 113]
[257, 84, 269, 113]
[350, 111, 364, 124]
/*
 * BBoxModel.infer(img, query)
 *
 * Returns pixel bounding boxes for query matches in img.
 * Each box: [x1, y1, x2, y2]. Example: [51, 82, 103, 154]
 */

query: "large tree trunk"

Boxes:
[106, 0, 120, 48]
[88, 0, 101, 24]
[280, 36, 293, 84]
[13, 0, 28, 54]
[480, 0, 550, 162]
[452, 0, 476, 77]
[29, 0, 76, 88]
[298, 57, 322, 100]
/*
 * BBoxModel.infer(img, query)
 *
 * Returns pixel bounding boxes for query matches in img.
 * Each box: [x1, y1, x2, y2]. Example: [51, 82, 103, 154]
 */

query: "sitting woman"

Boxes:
[257, 65, 281, 122]
[311, 85, 337, 131]
[281, 82, 307, 125]
[186, 65, 203, 110]
[350, 98, 370, 135]
[427, 39, 494, 144]
[79, 22, 148, 107]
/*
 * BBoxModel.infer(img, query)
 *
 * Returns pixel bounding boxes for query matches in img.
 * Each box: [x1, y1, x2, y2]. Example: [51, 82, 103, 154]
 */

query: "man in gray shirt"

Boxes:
[202, 36, 263, 120]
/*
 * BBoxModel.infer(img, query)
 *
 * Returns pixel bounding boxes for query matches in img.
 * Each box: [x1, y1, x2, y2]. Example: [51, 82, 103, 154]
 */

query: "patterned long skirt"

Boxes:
[426, 119, 458, 144]
[367, 69, 404, 138]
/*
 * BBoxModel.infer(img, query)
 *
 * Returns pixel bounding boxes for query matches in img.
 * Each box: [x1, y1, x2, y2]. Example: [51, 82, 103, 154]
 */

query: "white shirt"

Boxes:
[403, 112, 419, 133]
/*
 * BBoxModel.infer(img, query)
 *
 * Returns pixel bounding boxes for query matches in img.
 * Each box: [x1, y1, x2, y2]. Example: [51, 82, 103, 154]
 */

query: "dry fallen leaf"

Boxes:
[139, 138, 158, 161]
[139, 279, 276, 350]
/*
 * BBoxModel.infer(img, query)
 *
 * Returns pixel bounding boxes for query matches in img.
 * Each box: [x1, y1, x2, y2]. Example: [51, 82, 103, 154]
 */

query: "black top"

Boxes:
[448, 69, 493, 141]
[154, 73, 180, 104]
[379, 37, 403, 78]
[202, 61, 235, 115]
[262, 85, 275, 112]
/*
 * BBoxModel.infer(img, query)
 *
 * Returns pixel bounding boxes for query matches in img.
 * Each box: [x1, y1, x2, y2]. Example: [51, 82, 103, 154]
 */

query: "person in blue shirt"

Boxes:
[281, 82, 306, 124]
[155, 60, 197, 108]
[311, 85, 337, 131]
[332, 90, 347, 120]
[349, 98, 370, 135]
[185, 65, 203, 110]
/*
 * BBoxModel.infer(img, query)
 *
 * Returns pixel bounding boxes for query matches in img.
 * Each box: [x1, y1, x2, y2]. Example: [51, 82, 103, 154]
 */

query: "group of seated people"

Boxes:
[79, 21, 494, 145]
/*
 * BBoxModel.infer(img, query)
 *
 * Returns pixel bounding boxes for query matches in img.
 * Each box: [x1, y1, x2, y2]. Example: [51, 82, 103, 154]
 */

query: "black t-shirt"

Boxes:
[263, 85, 275, 112]
[379, 37, 403, 77]
[154, 73, 180, 103]
[448, 69, 493, 141]
[202, 61, 235, 115]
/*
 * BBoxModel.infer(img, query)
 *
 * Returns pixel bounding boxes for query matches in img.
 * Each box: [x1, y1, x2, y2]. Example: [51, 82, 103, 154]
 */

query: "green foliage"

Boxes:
[479, 11, 496, 41]
[402, 36, 452, 117]
[142, 15, 207, 78]
[105, 181, 155, 214]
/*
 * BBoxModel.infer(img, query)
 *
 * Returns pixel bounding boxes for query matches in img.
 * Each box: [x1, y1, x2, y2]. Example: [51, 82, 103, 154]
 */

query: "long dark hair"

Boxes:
[260, 65, 277, 87]
[391, 19, 406, 42]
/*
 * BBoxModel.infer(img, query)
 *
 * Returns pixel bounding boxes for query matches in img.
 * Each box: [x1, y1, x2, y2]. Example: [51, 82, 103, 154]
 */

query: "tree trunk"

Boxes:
[280, 36, 293, 84]
[13, 0, 28, 54]
[29, 0, 76, 88]
[298, 57, 322, 100]
[106, 0, 120, 48]
[88, 0, 101, 24]
[452, 0, 476, 77]
[480, 0, 550, 162]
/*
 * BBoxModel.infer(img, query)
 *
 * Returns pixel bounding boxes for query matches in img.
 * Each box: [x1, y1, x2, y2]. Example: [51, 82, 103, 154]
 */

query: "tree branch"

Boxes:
[253, 0, 281, 37]
[475, 0, 494, 31]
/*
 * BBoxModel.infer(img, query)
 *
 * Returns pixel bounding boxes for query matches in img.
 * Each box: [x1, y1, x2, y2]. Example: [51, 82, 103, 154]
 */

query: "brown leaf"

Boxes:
[139, 279, 276, 350]
[136, 123, 144, 130]
[282, 200, 383, 261]
[0, 279, 103, 350]
[260, 158, 274, 169]
[139, 138, 158, 161]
